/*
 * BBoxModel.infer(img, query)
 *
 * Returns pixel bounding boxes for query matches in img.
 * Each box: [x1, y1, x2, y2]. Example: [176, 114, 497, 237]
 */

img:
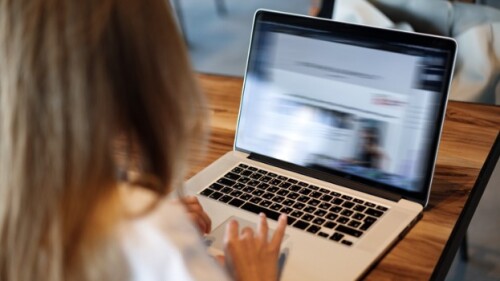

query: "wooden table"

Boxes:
[191, 73, 500, 280]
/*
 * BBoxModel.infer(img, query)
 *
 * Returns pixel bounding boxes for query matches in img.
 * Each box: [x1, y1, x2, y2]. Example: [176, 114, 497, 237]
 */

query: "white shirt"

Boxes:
[119, 191, 231, 281]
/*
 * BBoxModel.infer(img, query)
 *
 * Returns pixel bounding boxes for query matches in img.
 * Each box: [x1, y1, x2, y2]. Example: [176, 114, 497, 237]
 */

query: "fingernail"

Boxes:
[259, 212, 265, 217]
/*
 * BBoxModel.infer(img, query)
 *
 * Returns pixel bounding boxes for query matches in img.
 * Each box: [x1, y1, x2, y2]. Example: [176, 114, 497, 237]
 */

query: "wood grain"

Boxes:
[192, 73, 500, 280]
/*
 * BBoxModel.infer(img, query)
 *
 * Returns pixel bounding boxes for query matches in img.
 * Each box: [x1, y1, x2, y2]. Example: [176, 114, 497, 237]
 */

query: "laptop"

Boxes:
[185, 10, 457, 281]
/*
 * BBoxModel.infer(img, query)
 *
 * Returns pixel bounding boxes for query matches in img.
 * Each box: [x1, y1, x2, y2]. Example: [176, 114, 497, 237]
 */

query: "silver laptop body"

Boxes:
[185, 10, 457, 281]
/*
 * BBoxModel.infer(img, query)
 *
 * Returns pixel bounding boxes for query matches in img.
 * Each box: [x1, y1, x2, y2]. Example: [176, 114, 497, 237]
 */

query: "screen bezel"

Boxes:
[234, 10, 457, 207]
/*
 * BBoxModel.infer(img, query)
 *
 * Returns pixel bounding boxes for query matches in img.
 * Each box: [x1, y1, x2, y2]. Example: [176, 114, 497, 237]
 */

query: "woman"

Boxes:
[0, 1, 287, 280]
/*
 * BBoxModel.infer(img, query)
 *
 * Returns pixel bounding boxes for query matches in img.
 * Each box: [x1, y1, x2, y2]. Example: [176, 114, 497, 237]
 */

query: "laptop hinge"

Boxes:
[248, 153, 402, 202]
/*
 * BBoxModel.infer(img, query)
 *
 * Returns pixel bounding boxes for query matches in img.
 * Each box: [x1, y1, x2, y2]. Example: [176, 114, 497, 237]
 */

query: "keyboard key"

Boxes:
[219, 195, 232, 203]
[298, 196, 310, 203]
[209, 191, 223, 200]
[287, 179, 298, 184]
[312, 217, 326, 225]
[353, 198, 364, 204]
[341, 210, 353, 217]
[239, 194, 252, 201]
[332, 198, 344, 205]
[318, 232, 329, 238]
[336, 225, 363, 238]
[311, 192, 322, 199]
[376, 205, 388, 212]
[299, 188, 312, 195]
[240, 170, 252, 177]
[341, 195, 353, 201]
[200, 189, 213, 197]
[241, 202, 280, 220]
[293, 220, 310, 230]
[330, 232, 344, 241]
[364, 202, 376, 208]
[262, 193, 274, 200]
[277, 175, 288, 181]
[290, 210, 304, 218]
[257, 169, 267, 174]
[224, 172, 241, 181]
[324, 222, 337, 229]
[228, 198, 244, 207]
[320, 188, 330, 194]
[348, 220, 361, 228]
[326, 213, 338, 221]
[303, 206, 316, 214]
[364, 216, 377, 224]
[293, 202, 305, 210]
[287, 192, 300, 199]
[242, 186, 255, 193]
[365, 208, 383, 218]
[314, 209, 327, 217]
[249, 197, 262, 204]
[231, 167, 243, 174]
[248, 180, 260, 187]
[248, 166, 258, 171]
[209, 183, 224, 191]
[298, 181, 309, 187]
[352, 213, 365, 221]
[260, 200, 272, 208]
[272, 196, 285, 203]
[307, 225, 321, 234]
[318, 202, 332, 210]
[230, 190, 243, 197]
[283, 199, 295, 206]
[267, 172, 277, 177]
[309, 199, 321, 206]
[320, 194, 333, 201]
[267, 186, 279, 193]
[309, 185, 319, 190]
[341, 240, 353, 246]
[270, 203, 282, 211]
[360, 222, 374, 231]
[337, 216, 349, 224]
[251, 189, 264, 196]
[286, 217, 297, 226]
[342, 201, 355, 209]
[256, 183, 269, 190]
[238, 163, 248, 168]
[260, 176, 272, 183]
[281, 207, 293, 214]
[270, 179, 282, 186]
[277, 189, 289, 196]
[353, 205, 366, 212]
[233, 183, 245, 190]
[238, 177, 250, 184]
[289, 185, 301, 192]
[250, 173, 262, 180]
[330, 206, 342, 213]
[302, 214, 314, 221]
[330, 191, 341, 197]
[279, 182, 291, 189]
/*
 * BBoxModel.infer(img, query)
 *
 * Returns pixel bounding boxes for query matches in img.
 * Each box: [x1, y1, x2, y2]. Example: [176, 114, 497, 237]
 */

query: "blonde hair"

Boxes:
[0, 0, 205, 280]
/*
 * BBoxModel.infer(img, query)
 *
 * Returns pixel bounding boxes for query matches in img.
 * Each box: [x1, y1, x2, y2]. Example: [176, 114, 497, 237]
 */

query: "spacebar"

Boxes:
[241, 203, 280, 221]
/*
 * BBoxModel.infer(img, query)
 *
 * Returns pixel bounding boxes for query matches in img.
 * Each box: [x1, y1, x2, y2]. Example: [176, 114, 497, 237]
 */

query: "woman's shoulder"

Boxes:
[117, 187, 230, 281]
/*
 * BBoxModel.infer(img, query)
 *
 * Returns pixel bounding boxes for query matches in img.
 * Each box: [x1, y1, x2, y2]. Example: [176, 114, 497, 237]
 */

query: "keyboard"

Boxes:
[199, 163, 389, 247]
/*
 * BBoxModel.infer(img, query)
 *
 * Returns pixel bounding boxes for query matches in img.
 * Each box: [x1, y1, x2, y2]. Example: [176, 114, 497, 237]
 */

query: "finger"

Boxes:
[198, 208, 212, 233]
[189, 213, 207, 233]
[241, 226, 254, 239]
[271, 214, 287, 248]
[257, 213, 269, 240]
[224, 219, 239, 245]
[214, 255, 225, 267]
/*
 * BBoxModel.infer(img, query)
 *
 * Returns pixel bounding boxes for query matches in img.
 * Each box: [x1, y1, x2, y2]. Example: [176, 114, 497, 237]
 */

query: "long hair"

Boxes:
[0, 0, 205, 280]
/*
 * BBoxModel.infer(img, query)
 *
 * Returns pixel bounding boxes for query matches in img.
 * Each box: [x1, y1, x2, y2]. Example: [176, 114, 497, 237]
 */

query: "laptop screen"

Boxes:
[235, 11, 456, 204]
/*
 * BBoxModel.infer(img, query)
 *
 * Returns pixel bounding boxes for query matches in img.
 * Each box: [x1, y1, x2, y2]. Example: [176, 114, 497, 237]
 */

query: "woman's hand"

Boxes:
[224, 213, 287, 281]
[179, 196, 212, 234]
